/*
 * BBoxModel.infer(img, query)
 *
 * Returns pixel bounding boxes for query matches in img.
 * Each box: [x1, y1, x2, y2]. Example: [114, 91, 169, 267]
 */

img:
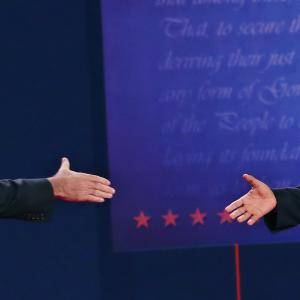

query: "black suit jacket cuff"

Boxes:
[0, 179, 55, 221]
[264, 188, 300, 231]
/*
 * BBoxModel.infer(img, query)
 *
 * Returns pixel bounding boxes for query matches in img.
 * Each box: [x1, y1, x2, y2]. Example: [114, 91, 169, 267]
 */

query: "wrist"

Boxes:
[270, 189, 278, 208]
[48, 176, 65, 199]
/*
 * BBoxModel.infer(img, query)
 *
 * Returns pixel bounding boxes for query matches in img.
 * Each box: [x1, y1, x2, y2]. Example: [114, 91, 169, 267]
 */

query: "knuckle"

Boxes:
[93, 175, 102, 182]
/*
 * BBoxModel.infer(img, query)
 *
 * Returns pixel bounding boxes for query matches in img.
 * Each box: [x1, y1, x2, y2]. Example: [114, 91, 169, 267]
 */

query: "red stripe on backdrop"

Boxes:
[235, 243, 242, 300]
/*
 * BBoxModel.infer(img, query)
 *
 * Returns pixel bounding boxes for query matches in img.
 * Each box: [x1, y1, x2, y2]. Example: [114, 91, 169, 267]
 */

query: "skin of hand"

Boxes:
[48, 157, 115, 203]
[225, 174, 277, 226]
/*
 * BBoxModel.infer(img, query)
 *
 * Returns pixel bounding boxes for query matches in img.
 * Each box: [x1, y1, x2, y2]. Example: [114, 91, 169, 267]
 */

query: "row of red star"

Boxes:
[133, 209, 232, 228]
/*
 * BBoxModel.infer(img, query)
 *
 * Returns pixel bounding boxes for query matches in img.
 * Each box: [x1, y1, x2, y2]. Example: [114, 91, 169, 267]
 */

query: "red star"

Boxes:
[218, 210, 233, 224]
[162, 210, 179, 227]
[133, 211, 151, 228]
[190, 208, 207, 225]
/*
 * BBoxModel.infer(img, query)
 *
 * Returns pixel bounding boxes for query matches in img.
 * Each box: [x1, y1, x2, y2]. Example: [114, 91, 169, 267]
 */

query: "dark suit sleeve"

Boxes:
[264, 187, 300, 231]
[0, 179, 55, 221]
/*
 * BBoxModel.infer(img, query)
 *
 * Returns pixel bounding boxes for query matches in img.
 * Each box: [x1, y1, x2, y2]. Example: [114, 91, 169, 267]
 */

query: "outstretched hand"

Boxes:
[225, 174, 277, 226]
[48, 157, 115, 203]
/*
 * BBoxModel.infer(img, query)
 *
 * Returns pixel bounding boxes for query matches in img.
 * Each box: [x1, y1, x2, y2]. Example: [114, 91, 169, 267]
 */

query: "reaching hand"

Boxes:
[48, 157, 115, 203]
[225, 174, 277, 226]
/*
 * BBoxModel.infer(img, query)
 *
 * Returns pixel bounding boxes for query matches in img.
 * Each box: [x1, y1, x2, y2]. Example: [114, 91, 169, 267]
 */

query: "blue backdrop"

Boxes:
[102, 1, 300, 251]
[1, 1, 300, 299]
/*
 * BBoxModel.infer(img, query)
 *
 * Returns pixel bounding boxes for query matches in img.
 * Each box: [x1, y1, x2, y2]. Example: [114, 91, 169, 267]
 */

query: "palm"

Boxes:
[225, 174, 277, 225]
[49, 157, 115, 203]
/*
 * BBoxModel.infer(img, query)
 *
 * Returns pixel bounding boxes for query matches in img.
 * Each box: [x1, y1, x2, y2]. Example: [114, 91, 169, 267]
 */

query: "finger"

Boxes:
[84, 174, 111, 185]
[225, 199, 243, 213]
[229, 207, 246, 220]
[84, 195, 105, 203]
[59, 157, 70, 171]
[243, 174, 261, 189]
[237, 212, 251, 223]
[247, 216, 259, 226]
[95, 183, 115, 194]
[89, 189, 113, 199]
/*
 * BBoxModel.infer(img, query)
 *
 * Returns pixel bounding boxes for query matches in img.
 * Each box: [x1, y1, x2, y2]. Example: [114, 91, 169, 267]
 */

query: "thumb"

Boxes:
[243, 173, 261, 189]
[59, 157, 70, 171]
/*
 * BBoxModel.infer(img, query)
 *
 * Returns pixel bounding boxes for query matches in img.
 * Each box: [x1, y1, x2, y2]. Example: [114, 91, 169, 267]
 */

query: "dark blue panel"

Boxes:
[0, 1, 108, 299]
[240, 243, 300, 300]
[102, 246, 236, 300]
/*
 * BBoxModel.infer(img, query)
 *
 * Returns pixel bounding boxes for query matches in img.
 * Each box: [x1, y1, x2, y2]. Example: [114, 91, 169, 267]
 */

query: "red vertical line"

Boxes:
[234, 243, 242, 300]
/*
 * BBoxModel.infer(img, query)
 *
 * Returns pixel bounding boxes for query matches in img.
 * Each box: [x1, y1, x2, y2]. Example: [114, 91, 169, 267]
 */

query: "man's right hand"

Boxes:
[225, 174, 277, 226]
[48, 157, 115, 203]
